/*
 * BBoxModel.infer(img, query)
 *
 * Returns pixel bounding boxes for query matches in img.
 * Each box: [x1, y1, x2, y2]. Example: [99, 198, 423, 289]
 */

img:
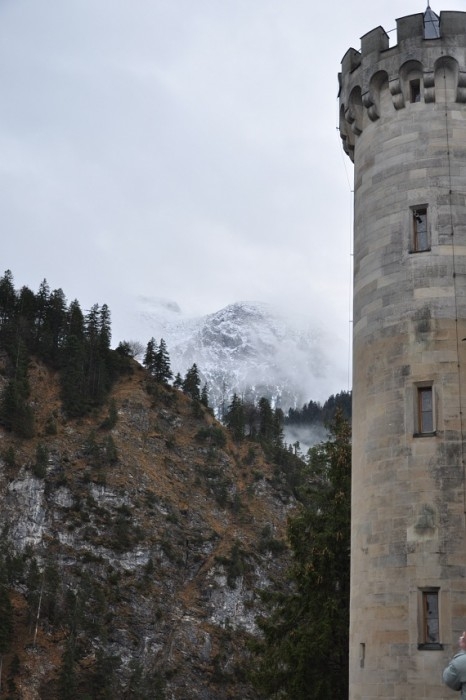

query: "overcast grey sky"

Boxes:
[1, 1, 462, 393]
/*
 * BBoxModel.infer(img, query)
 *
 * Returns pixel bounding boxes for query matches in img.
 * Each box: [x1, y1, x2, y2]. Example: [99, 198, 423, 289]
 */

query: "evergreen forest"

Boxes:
[0, 269, 351, 699]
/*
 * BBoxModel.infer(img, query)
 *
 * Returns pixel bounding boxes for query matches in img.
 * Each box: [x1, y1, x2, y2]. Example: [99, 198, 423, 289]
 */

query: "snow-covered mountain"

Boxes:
[129, 298, 348, 414]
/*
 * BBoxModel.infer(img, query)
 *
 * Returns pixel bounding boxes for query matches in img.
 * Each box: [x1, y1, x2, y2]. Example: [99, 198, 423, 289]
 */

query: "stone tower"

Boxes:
[339, 8, 466, 699]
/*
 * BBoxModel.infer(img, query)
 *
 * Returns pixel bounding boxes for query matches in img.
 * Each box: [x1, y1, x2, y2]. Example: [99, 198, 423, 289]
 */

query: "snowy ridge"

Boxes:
[133, 299, 348, 413]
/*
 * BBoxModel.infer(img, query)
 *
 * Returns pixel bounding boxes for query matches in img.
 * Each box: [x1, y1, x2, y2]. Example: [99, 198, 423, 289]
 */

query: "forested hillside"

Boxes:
[0, 270, 350, 699]
[285, 390, 352, 427]
[0, 269, 126, 435]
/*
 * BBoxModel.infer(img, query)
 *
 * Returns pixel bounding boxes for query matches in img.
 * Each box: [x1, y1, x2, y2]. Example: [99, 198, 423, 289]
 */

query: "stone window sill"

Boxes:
[418, 643, 443, 651]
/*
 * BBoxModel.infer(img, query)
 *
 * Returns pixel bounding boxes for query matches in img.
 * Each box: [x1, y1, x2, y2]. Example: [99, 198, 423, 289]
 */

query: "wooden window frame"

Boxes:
[418, 588, 443, 650]
[414, 384, 436, 437]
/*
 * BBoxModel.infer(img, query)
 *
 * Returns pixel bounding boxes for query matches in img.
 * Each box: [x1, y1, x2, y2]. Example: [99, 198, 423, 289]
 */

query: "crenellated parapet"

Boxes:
[339, 11, 466, 160]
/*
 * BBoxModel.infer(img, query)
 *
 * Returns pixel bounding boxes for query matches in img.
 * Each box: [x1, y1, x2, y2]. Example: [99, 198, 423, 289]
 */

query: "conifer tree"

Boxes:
[39, 287, 67, 365]
[99, 303, 112, 352]
[85, 303, 100, 342]
[67, 299, 85, 339]
[84, 303, 112, 406]
[225, 393, 245, 441]
[258, 397, 275, 442]
[84, 304, 100, 400]
[154, 338, 173, 383]
[143, 338, 157, 375]
[273, 407, 285, 447]
[182, 363, 201, 400]
[0, 271, 18, 357]
[34, 278, 50, 342]
[17, 285, 37, 349]
[0, 270, 16, 331]
[251, 410, 351, 699]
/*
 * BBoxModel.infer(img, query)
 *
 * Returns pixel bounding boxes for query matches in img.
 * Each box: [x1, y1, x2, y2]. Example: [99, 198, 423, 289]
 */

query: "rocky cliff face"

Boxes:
[0, 359, 296, 699]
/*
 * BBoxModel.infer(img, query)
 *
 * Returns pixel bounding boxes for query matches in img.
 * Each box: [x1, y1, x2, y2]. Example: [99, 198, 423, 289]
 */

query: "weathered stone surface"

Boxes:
[340, 9, 466, 699]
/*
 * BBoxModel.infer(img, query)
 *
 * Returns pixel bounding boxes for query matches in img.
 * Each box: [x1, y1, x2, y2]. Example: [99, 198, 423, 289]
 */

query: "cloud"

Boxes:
[2, 0, 463, 397]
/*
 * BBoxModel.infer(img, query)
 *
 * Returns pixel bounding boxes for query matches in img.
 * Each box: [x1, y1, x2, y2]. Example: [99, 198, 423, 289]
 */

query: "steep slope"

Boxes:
[0, 358, 297, 699]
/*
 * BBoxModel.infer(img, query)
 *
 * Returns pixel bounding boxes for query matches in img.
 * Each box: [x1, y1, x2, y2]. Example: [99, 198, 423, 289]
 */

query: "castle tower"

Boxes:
[339, 8, 466, 699]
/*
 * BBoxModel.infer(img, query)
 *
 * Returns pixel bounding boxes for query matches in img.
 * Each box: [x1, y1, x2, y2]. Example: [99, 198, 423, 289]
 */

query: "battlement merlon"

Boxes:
[338, 11, 466, 160]
[341, 11, 466, 74]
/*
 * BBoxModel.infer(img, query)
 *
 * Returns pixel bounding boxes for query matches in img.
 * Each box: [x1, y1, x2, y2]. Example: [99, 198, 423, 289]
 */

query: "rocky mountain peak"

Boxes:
[134, 299, 347, 414]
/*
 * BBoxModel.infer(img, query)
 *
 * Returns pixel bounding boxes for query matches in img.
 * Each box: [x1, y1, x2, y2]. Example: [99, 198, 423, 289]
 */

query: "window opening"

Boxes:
[418, 386, 434, 434]
[422, 590, 440, 644]
[359, 643, 365, 669]
[410, 80, 421, 103]
[412, 207, 429, 252]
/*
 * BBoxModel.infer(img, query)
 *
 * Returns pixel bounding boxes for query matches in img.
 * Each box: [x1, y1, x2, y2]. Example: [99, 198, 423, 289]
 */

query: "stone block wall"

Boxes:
[340, 10, 466, 699]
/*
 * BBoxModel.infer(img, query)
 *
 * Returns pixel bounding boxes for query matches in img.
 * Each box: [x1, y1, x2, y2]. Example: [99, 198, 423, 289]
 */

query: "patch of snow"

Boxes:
[132, 299, 348, 413]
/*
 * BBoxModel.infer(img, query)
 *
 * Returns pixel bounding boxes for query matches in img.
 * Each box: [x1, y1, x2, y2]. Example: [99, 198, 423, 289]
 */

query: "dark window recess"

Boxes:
[410, 80, 421, 103]
[413, 208, 429, 252]
[422, 591, 440, 644]
[418, 387, 434, 434]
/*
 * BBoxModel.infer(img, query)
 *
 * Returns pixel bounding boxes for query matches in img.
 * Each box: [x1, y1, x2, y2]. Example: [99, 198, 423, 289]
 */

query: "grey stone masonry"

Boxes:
[340, 10, 466, 700]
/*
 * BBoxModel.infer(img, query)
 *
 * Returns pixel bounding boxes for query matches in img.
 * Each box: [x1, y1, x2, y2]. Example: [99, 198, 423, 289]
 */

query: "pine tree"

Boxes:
[154, 338, 173, 384]
[17, 285, 37, 350]
[273, 407, 285, 447]
[251, 410, 351, 699]
[258, 397, 274, 442]
[34, 278, 50, 344]
[0, 271, 17, 354]
[182, 363, 201, 401]
[225, 393, 245, 441]
[67, 299, 85, 339]
[99, 304, 112, 353]
[143, 338, 157, 375]
[0, 270, 16, 329]
[39, 287, 67, 365]
[84, 303, 112, 407]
